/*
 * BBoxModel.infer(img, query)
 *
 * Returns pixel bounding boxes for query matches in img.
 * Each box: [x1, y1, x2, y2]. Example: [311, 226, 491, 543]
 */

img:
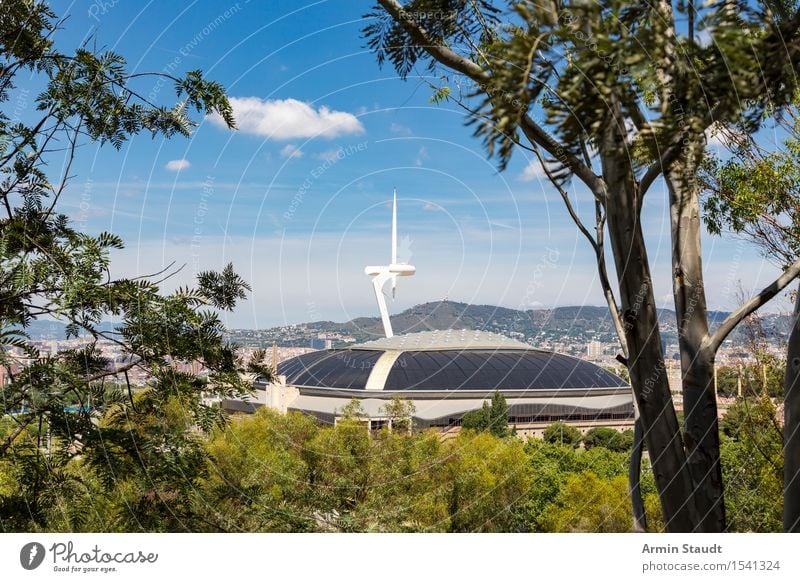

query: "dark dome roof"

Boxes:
[278, 349, 383, 390]
[275, 331, 626, 392]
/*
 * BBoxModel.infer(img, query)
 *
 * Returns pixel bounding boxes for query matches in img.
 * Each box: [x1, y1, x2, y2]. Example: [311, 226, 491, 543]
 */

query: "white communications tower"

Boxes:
[364, 190, 416, 338]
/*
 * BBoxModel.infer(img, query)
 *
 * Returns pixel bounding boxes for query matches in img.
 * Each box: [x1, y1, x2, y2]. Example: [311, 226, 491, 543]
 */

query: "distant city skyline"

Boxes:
[28, 2, 792, 328]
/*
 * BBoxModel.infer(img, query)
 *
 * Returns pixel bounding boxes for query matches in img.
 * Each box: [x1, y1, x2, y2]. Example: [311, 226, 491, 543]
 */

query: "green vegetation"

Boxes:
[583, 427, 634, 453]
[363, 0, 800, 532]
[0, 392, 784, 532]
[542, 421, 582, 448]
[0, 0, 260, 532]
[716, 361, 786, 399]
[720, 396, 784, 532]
[461, 390, 509, 438]
[0, 406, 653, 532]
[0, 0, 793, 534]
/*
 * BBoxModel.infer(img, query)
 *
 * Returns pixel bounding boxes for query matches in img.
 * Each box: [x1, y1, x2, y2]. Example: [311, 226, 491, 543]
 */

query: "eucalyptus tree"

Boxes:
[363, 0, 800, 531]
[0, 1, 267, 530]
[701, 98, 800, 531]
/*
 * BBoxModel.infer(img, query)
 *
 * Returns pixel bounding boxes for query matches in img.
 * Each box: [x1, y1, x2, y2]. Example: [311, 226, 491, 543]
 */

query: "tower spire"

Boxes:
[364, 191, 416, 337]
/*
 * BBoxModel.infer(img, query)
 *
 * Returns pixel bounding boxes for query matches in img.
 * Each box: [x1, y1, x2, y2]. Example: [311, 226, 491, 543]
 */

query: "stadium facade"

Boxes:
[223, 329, 634, 437]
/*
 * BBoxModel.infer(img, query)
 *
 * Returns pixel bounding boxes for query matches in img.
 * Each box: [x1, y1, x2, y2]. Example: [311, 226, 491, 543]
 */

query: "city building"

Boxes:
[586, 340, 604, 360]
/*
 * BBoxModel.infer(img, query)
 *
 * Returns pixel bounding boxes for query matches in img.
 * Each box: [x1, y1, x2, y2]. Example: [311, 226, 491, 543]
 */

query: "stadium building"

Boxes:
[222, 194, 634, 436]
[223, 329, 634, 438]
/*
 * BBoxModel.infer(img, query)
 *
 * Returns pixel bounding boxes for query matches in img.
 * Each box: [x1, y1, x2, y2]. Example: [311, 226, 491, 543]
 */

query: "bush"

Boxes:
[542, 422, 582, 448]
[541, 471, 632, 532]
[583, 427, 634, 452]
[583, 427, 618, 450]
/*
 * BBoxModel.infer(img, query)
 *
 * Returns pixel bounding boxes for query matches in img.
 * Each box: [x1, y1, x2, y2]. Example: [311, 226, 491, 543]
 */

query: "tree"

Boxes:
[461, 401, 491, 432]
[542, 421, 582, 448]
[338, 398, 368, 421]
[542, 472, 632, 532]
[715, 362, 786, 399]
[719, 397, 784, 531]
[702, 91, 800, 530]
[202, 408, 317, 532]
[584, 427, 633, 452]
[461, 390, 509, 437]
[363, 0, 800, 531]
[380, 396, 416, 433]
[0, 1, 255, 531]
[444, 431, 531, 531]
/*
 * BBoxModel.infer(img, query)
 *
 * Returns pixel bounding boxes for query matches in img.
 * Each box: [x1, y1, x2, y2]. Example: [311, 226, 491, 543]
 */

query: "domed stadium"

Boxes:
[225, 329, 634, 437]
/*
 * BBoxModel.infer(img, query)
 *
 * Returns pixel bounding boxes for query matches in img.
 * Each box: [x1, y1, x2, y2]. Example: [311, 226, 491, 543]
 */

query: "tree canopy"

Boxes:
[0, 0, 266, 531]
[363, 0, 800, 532]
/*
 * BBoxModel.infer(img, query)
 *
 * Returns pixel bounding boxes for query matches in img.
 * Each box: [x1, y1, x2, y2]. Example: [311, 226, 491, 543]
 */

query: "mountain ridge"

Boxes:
[230, 300, 790, 349]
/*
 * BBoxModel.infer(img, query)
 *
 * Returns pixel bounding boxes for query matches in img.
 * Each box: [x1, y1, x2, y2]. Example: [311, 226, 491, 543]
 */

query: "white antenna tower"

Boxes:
[364, 190, 416, 338]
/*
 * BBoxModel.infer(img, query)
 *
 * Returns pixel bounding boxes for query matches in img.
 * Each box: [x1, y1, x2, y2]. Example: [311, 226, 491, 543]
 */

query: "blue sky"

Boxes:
[34, 1, 792, 328]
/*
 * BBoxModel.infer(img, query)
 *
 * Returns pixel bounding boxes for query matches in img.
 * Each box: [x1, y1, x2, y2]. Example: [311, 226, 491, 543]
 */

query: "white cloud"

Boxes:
[390, 122, 412, 135]
[209, 97, 365, 140]
[280, 144, 303, 159]
[165, 159, 190, 171]
[519, 159, 548, 182]
[315, 148, 343, 162]
[415, 146, 429, 167]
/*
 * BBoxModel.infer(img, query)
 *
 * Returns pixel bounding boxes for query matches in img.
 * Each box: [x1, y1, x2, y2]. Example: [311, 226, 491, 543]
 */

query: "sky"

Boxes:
[22, 0, 794, 328]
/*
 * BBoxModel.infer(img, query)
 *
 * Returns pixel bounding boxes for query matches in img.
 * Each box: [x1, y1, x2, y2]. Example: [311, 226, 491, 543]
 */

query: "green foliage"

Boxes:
[200, 410, 532, 532]
[702, 97, 800, 268]
[338, 398, 367, 421]
[361, 1, 800, 531]
[461, 390, 509, 437]
[0, 0, 252, 532]
[719, 397, 784, 532]
[461, 402, 490, 431]
[720, 396, 783, 442]
[541, 472, 632, 532]
[444, 431, 530, 532]
[716, 360, 786, 399]
[516, 438, 657, 532]
[583, 427, 634, 452]
[380, 396, 416, 433]
[0, 395, 694, 532]
[364, 1, 800, 177]
[542, 421, 582, 448]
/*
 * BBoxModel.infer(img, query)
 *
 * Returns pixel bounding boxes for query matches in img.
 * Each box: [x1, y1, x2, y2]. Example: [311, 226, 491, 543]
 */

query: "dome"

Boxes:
[276, 330, 626, 393]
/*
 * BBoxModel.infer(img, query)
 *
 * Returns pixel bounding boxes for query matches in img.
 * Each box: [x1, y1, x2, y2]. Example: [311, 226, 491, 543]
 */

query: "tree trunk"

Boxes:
[593, 212, 649, 531]
[666, 171, 726, 532]
[784, 283, 800, 531]
[601, 114, 700, 532]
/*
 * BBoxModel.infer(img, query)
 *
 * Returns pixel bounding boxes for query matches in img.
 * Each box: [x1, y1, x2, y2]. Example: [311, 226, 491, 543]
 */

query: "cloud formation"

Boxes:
[209, 97, 365, 140]
[414, 146, 429, 167]
[280, 144, 303, 158]
[315, 148, 343, 162]
[519, 159, 547, 182]
[165, 159, 191, 171]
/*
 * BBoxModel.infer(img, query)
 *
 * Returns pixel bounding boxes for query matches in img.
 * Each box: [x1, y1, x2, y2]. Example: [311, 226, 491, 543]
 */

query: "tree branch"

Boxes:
[0, 413, 36, 456]
[704, 256, 800, 353]
[375, 0, 599, 189]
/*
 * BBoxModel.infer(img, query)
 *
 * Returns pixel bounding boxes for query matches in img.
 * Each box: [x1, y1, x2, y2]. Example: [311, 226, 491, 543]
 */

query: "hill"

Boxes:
[229, 300, 791, 351]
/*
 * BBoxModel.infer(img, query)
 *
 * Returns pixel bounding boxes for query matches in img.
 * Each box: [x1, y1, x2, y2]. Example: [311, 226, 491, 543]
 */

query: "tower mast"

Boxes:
[364, 191, 416, 338]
